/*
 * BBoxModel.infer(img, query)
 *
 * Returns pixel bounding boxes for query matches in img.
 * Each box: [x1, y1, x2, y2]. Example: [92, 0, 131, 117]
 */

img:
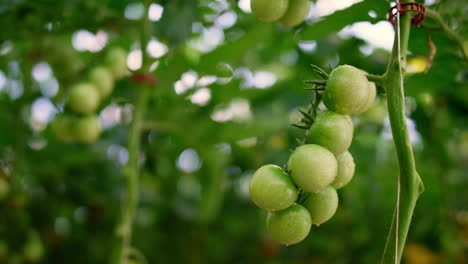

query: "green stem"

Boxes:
[366, 74, 385, 86]
[379, 1, 424, 263]
[425, 8, 467, 62]
[112, 1, 153, 263]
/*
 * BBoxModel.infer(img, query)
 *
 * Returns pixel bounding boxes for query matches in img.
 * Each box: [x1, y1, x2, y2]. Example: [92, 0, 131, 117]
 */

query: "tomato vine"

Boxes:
[112, 0, 153, 263]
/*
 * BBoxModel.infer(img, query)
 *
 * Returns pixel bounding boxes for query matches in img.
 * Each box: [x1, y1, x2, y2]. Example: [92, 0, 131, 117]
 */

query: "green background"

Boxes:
[0, 0, 467, 263]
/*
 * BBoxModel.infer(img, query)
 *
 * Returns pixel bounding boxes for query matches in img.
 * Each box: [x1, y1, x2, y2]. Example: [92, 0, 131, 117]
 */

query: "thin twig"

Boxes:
[304, 80, 326, 85]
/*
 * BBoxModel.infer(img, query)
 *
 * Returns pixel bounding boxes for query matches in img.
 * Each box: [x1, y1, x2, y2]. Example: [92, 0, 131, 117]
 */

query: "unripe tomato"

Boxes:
[279, 0, 310, 27]
[45, 41, 84, 80]
[303, 186, 338, 226]
[288, 144, 337, 193]
[74, 115, 101, 143]
[266, 204, 312, 245]
[307, 111, 353, 155]
[22, 231, 44, 262]
[332, 151, 355, 189]
[68, 83, 100, 114]
[249, 165, 298, 212]
[323, 65, 371, 115]
[355, 82, 377, 114]
[251, 0, 289, 22]
[89, 66, 114, 99]
[51, 114, 75, 143]
[105, 47, 128, 79]
[361, 99, 387, 124]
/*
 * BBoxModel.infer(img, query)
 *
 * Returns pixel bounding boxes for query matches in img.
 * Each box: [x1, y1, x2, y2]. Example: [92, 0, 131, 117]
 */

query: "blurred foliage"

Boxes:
[0, 0, 467, 264]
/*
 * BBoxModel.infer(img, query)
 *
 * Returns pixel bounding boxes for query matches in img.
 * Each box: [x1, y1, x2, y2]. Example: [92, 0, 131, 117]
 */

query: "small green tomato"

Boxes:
[249, 165, 298, 212]
[307, 111, 353, 155]
[323, 65, 371, 115]
[89, 66, 114, 99]
[279, 0, 310, 27]
[266, 204, 312, 245]
[68, 83, 100, 114]
[288, 144, 337, 193]
[51, 114, 75, 143]
[22, 231, 44, 262]
[251, 0, 289, 22]
[355, 82, 377, 114]
[74, 115, 101, 143]
[105, 47, 128, 79]
[332, 151, 355, 189]
[303, 186, 338, 226]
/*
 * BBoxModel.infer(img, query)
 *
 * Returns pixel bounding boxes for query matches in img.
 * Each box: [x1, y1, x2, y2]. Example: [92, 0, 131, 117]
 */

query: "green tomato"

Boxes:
[0, 178, 9, 200]
[307, 111, 353, 155]
[287, 144, 337, 193]
[45, 41, 84, 80]
[22, 231, 44, 262]
[249, 164, 298, 212]
[323, 65, 371, 115]
[361, 99, 387, 124]
[332, 151, 355, 189]
[105, 47, 128, 79]
[251, 0, 289, 22]
[68, 83, 100, 114]
[74, 115, 101, 143]
[266, 204, 311, 245]
[303, 186, 338, 226]
[279, 0, 310, 27]
[355, 82, 377, 114]
[89, 66, 114, 99]
[51, 114, 75, 143]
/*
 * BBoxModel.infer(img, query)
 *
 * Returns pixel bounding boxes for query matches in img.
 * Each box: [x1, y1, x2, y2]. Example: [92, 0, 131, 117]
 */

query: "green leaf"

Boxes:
[198, 23, 274, 75]
[154, 0, 198, 46]
[300, 0, 388, 41]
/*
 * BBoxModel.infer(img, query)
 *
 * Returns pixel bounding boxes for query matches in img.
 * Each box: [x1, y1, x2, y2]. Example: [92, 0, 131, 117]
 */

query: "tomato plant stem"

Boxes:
[380, 1, 424, 263]
[112, 1, 153, 263]
[366, 74, 385, 86]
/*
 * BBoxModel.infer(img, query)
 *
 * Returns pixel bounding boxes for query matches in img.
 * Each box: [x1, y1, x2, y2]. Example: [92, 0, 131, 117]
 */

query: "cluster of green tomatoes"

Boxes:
[51, 47, 127, 143]
[249, 65, 376, 245]
[251, 0, 311, 27]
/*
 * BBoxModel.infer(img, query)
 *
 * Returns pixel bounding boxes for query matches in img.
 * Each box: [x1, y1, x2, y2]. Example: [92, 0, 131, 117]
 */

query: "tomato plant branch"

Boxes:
[379, 1, 424, 263]
[424, 8, 467, 62]
[366, 74, 385, 86]
[112, 1, 152, 263]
